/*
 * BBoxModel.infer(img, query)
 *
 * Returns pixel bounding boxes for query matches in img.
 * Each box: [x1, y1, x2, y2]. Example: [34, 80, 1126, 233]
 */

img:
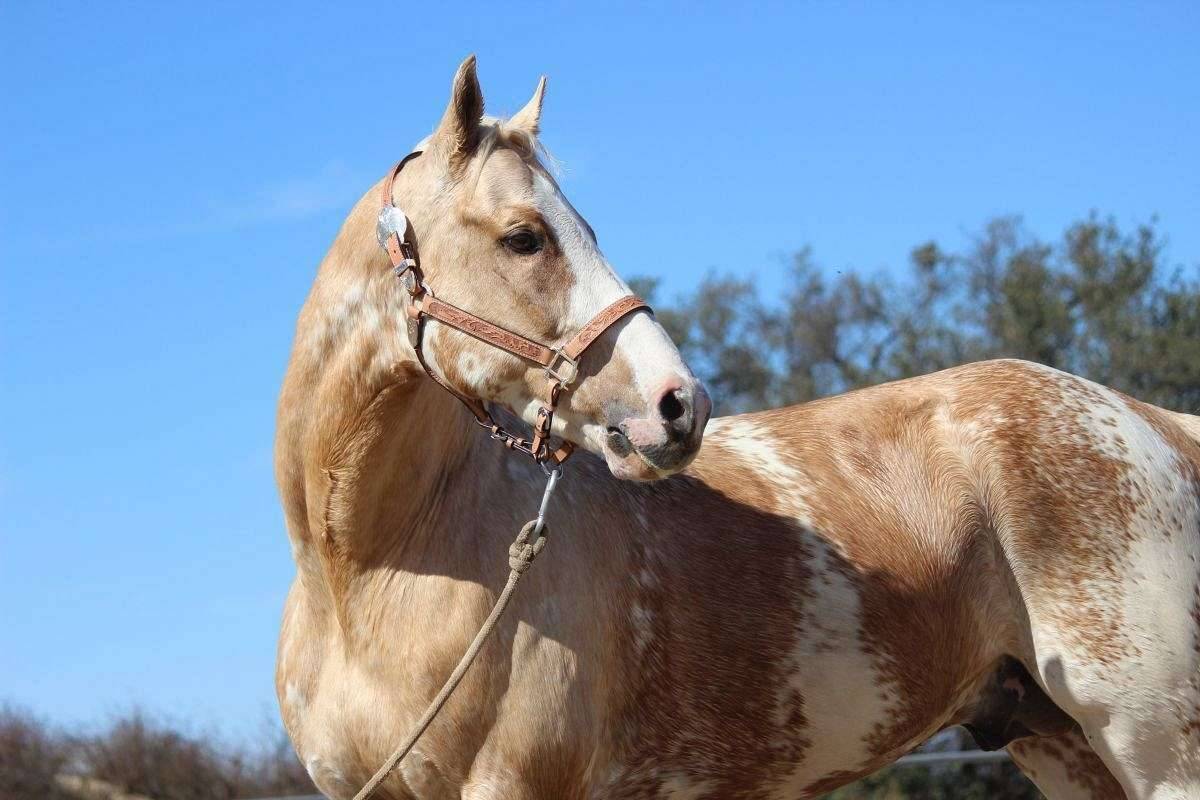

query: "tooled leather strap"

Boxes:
[417, 296, 556, 366]
[381, 155, 651, 464]
[411, 292, 647, 464]
[416, 294, 647, 372]
[560, 295, 648, 361]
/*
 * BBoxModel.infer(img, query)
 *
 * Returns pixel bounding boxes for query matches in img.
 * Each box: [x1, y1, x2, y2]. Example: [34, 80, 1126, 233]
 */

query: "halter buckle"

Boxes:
[534, 406, 553, 435]
[399, 269, 429, 300]
[546, 350, 579, 387]
[393, 258, 418, 280]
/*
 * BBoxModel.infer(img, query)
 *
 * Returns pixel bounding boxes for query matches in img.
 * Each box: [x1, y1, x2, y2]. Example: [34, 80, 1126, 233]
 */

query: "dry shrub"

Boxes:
[224, 725, 316, 798]
[1, 703, 315, 800]
[81, 709, 317, 800]
[0, 705, 78, 800]
[80, 710, 236, 800]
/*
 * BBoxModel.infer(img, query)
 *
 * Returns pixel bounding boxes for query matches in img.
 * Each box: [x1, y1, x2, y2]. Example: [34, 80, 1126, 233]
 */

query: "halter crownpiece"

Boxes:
[377, 153, 650, 466]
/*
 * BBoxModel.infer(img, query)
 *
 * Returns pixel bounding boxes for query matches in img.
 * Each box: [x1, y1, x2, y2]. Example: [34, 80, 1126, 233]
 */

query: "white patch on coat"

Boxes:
[706, 417, 815, 512]
[284, 681, 306, 714]
[630, 600, 655, 657]
[304, 283, 366, 354]
[303, 282, 403, 377]
[1009, 738, 1108, 800]
[1020, 375, 1200, 793]
[456, 351, 491, 392]
[360, 304, 383, 333]
[305, 754, 353, 797]
[775, 537, 892, 793]
[659, 774, 719, 799]
[706, 416, 900, 791]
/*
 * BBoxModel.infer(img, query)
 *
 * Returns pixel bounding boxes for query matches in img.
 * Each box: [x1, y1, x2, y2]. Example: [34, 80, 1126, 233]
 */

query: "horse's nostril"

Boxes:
[658, 390, 686, 424]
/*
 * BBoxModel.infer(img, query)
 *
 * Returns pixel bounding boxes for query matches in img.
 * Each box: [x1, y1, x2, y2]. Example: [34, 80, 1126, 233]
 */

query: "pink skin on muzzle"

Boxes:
[603, 376, 711, 480]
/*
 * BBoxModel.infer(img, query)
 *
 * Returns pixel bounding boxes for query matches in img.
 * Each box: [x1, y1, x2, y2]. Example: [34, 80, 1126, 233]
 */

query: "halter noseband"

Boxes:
[377, 152, 650, 466]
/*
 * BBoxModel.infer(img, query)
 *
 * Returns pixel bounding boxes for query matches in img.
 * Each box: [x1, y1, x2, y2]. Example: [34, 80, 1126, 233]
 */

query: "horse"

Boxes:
[275, 57, 1200, 799]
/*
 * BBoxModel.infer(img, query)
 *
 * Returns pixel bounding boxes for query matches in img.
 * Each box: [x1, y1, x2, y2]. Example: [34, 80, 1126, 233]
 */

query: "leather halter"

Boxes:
[378, 152, 650, 465]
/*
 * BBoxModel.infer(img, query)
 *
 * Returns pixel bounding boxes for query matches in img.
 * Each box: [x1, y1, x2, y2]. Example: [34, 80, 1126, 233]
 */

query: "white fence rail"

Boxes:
[895, 748, 1011, 766]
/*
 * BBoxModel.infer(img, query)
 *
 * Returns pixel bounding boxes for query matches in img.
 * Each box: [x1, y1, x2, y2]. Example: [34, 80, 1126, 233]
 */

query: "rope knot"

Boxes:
[508, 519, 549, 573]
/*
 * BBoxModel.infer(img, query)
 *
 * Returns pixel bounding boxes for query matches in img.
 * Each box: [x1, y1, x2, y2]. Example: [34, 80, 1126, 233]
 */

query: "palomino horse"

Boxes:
[275, 57, 1200, 799]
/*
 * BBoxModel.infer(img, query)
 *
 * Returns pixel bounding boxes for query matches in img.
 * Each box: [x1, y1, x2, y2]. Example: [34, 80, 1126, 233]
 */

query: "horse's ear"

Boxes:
[509, 76, 547, 136]
[434, 55, 484, 173]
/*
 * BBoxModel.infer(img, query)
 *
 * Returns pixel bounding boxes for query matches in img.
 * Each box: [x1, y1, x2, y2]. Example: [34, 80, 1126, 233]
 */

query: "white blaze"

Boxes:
[530, 171, 688, 401]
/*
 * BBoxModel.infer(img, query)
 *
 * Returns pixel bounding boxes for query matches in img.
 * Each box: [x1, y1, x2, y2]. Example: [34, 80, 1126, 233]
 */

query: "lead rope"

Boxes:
[351, 466, 564, 800]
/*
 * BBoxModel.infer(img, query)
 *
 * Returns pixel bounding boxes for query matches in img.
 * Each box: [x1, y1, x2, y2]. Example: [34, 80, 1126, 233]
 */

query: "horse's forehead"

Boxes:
[473, 148, 537, 208]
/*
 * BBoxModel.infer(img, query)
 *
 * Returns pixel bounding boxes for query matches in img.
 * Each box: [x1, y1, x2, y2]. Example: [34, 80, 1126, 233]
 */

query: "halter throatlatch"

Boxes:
[377, 153, 650, 465]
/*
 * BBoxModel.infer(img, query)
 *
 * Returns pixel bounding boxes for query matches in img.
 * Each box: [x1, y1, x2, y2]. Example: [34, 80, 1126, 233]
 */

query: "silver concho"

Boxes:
[376, 206, 410, 249]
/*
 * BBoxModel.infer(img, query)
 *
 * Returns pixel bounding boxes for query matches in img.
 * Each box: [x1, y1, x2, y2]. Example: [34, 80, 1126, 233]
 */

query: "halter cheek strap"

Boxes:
[378, 154, 650, 466]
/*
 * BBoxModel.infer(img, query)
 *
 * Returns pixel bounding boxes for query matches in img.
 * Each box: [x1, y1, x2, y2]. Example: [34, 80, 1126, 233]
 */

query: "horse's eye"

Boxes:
[503, 229, 542, 255]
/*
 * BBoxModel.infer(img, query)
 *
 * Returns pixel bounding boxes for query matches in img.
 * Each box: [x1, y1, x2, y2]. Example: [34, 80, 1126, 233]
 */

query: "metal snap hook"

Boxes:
[533, 465, 563, 535]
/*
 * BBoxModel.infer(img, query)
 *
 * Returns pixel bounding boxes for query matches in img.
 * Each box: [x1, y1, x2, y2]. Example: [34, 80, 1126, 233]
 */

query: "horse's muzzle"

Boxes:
[605, 378, 710, 479]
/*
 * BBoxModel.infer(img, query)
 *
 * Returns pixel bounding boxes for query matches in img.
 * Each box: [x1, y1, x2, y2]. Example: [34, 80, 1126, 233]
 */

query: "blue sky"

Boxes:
[2, 2, 1197, 741]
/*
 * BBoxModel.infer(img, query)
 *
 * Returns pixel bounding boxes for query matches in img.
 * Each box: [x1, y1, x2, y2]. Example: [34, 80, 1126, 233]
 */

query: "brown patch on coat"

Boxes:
[950, 361, 1145, 666]
[1010, 730, 1125, 799]
[595, 468, 816, 798]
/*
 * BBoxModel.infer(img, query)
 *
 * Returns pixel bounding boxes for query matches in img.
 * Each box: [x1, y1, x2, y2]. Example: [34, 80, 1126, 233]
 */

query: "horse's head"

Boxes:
[389, 57, 709, 480]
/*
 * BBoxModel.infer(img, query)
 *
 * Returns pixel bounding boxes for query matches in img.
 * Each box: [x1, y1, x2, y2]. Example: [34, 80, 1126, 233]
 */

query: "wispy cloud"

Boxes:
[69, 160, 372, 246]
[213, 160, 367, 228]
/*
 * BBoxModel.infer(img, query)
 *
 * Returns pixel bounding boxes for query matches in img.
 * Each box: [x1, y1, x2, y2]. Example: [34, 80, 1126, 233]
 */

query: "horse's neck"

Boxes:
[275, 194, 651, 626]
[275, 202, 489, 605]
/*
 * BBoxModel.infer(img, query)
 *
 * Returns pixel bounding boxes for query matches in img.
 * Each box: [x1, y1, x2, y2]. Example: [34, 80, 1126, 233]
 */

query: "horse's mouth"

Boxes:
[600, 426, 684, 481]
[606, 426, 634, 456]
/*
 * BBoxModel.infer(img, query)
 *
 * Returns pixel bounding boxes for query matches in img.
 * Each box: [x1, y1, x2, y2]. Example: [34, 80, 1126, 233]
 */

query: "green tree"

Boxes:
[641, 215, 1199, 417]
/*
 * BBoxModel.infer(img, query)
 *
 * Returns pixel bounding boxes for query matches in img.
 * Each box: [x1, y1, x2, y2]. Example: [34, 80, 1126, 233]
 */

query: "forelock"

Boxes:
[453, 117, 561, 203]
[483, 117, 558, 175]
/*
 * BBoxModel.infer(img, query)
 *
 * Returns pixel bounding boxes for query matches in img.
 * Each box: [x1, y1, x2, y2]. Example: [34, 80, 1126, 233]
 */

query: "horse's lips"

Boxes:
[600, 427, 666, 481]
[606, 427, 634, 457]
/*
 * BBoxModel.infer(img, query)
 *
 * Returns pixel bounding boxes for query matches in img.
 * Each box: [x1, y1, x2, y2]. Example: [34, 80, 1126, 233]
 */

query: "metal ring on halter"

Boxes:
[545, 350, 579, 387]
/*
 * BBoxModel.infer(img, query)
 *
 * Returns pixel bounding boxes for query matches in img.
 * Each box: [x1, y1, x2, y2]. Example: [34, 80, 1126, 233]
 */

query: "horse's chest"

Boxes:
[282, 651, 469, 799]
[279, 581, 587, 798]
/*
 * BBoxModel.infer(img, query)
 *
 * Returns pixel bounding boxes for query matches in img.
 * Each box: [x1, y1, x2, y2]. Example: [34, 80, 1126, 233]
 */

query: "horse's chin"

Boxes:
[569, 419, 696, 481]
[597, 429, 675, 481]
[603, 448, 668, 481]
